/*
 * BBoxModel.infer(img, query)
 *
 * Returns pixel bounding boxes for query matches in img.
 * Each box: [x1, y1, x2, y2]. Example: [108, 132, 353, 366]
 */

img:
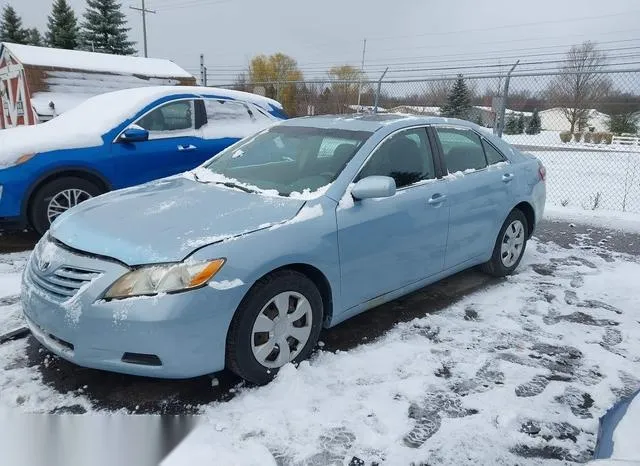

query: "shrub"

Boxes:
[573, 133, 583, 143]
[559, 132, 572, 143]
[525, 108, 541, 135]
[583, 132, 593, 143]
[602, 132, 613, 144]
[592, 132, 604, 144]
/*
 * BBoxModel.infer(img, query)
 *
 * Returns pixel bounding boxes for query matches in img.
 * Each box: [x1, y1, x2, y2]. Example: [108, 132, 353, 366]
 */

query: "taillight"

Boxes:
[538, 164, 546, 181]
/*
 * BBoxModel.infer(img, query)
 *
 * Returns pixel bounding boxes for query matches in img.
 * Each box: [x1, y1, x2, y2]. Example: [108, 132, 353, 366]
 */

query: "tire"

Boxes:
[481, 209, 529, 277]
[226, 270, 324, 385]
[29, 177, 103, 236]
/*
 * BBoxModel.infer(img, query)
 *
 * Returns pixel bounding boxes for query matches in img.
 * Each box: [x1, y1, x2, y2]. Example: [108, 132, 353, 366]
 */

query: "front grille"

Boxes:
[29, 259, 102, 301]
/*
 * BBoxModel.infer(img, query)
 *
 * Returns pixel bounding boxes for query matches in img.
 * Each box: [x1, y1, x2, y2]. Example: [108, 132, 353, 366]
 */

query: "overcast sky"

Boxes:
[4, 0, 640, 83]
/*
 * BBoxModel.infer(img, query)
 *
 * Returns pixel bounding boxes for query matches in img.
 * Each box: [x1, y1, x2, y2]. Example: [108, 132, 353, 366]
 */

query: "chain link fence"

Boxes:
[217, 68, 640, 213]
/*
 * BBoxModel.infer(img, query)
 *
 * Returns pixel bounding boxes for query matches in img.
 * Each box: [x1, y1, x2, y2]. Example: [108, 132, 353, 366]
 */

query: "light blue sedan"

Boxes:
[21, 114, 546, 384]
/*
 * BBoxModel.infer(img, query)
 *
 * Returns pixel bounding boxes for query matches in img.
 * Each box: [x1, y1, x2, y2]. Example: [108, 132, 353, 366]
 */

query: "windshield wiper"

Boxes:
[215, 181, 256, 193]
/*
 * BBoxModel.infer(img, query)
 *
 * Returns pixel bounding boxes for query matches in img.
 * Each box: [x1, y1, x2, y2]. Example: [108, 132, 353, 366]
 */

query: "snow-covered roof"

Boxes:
[1, 42, 193, 78]
[30, 92, 95, 118]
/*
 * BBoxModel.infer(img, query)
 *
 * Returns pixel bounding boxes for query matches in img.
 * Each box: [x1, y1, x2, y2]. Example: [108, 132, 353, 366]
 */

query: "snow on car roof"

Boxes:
[0, 86, 282, 167]
[2, 42, 193, 78]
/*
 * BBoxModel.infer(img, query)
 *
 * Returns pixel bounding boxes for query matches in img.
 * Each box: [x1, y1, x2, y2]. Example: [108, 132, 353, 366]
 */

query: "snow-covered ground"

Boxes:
[533, 149, 640, 213]
[2, 234, 640, 464]
[503, 130, 640, 153]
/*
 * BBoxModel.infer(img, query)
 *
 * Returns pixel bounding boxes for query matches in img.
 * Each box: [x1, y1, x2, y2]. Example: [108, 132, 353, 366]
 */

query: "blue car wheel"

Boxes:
[226, 270, 324, 385]
[29, 176, 103, 235]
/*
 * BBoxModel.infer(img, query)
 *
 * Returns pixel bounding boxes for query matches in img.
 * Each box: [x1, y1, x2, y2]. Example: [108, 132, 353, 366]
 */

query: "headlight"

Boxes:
[104, 258, 225, 299]
[13, 153, 36, 166]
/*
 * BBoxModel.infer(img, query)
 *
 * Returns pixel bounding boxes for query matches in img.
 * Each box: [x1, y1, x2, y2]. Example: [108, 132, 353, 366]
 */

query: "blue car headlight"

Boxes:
[104, 258, 226, 299]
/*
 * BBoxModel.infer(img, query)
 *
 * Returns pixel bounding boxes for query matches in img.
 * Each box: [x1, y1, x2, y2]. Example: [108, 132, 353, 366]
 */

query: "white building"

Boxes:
[539, 107, 610, 133]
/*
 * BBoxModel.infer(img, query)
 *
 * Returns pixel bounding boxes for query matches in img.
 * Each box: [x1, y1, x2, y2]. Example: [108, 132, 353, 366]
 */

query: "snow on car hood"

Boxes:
[0, 118, 104, 168]
[49, 175, 305, 265]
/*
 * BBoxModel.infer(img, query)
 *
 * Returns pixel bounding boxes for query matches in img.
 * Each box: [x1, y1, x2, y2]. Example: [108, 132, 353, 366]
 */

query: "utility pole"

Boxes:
[130, 0, 156, 57]
[356, 38, 367, 111]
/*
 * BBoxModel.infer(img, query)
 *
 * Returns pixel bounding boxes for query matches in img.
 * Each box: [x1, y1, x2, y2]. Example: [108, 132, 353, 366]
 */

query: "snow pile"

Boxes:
[289, 185, 330, 200]
[611, 392, 640, 460]
[337, 183, 355, 210]
[189, 167, 331, 202]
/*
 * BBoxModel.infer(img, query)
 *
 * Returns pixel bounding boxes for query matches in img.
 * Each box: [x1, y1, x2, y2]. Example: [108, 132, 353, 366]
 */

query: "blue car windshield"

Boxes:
[201, 126, 372, 196]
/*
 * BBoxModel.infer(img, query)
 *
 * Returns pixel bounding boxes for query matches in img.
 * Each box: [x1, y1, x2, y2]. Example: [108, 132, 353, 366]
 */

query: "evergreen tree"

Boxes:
[80, 0, 136, 55]
[504, 116, 520, 135]
[517, 113, 525, 134]
[526, 108, 542, 135]
[26, 28, 43, 46]
[0, 5, 29, 44]
[440, 74, 472, 119]
[46, 0, 79, 49]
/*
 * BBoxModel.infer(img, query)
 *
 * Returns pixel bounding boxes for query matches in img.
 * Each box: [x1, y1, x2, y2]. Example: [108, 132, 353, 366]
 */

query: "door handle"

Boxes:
[427, 193, 447, 205]
[177, 144, 197, 151]
[502, 173, 515, 183]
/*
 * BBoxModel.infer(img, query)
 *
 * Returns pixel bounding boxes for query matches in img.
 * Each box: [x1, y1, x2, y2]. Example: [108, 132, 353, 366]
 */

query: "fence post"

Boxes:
[199, 54, 205, 85]
[374, 67, 389, 114]
[495, 60, 519, 138]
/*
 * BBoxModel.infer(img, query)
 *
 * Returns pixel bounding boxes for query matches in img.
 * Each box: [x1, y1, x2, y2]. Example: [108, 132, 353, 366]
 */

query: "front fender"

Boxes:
[188, 198, 342, 319]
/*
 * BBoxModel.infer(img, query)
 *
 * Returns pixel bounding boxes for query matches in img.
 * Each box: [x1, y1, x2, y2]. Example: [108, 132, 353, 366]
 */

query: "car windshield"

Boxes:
[200, 125, 372, 196]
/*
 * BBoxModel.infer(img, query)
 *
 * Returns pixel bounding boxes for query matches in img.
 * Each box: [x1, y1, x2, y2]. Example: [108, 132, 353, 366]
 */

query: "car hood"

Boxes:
[0, 119, 104, 169]
[50, 175, 305, 265]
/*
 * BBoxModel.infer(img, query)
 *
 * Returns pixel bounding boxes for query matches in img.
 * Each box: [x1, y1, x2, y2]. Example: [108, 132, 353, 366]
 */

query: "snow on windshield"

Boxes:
[197, 125, 371, 198]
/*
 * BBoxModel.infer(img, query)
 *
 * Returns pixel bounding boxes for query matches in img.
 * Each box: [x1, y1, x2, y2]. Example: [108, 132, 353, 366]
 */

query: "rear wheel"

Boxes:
[29, 177, 102, 235]
[481, 209, 529, 277]
[226, 270, 324, 385]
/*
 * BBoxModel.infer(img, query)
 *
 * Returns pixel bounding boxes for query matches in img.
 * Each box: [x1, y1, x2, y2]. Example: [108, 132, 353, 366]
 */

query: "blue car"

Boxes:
[0, 86, 286, 234]
[21, 114, 546, 384]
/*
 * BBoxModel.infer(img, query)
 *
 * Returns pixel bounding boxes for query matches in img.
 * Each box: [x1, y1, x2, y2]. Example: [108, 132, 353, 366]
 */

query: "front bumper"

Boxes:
[21, 238, 247, 378]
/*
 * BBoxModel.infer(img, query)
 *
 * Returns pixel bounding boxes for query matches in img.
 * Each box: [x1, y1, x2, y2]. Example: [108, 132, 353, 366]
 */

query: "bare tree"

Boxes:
[327, 65, 365, 113]
[547, 41, 611, 133]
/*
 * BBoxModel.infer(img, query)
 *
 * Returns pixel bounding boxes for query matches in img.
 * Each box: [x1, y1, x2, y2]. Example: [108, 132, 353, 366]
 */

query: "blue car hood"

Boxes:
[50, 176, 305, 265]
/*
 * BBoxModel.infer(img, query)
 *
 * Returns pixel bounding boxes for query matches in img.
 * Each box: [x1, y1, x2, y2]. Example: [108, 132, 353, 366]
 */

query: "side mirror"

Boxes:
[118, 126, 149, 143]
[351, 176, 396, 200]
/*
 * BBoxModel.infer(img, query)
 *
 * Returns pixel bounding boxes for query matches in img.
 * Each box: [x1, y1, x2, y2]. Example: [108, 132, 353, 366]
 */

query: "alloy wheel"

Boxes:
[46, 189, 93, 224]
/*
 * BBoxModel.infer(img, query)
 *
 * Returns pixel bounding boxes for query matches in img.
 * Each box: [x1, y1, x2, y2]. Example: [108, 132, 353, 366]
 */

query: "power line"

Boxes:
[153, 0, 232, 11]
[192, 42, 640, 73]
[360, 9, 640, 42]
[199, 50, 640, 77]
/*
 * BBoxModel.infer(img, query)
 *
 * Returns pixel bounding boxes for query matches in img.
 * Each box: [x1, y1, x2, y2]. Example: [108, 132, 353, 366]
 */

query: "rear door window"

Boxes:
[435, 127, 487, 173]
[482, 139, 507, 165]
[203, 99, 252, 123]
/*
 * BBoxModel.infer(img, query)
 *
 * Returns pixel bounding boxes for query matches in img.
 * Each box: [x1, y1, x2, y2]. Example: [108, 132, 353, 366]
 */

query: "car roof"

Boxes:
[279, 113, 481, 132]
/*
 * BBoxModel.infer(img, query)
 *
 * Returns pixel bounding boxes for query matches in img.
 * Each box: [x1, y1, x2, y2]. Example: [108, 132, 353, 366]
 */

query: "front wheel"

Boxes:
[226, 270, 324, 385]
[29, 177, 102, 235]
[481, 209, 529, 277]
